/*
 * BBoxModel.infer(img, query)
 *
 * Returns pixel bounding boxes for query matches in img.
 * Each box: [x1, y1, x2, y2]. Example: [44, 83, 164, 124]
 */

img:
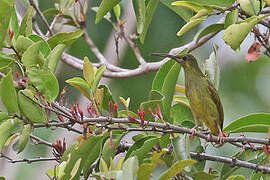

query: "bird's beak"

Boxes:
[152, 53, 184, 64]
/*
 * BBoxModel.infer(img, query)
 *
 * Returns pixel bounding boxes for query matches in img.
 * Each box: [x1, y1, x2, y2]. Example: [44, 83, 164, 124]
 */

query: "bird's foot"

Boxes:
[217, 131, 226, 144]
[189, 124, 200, 140]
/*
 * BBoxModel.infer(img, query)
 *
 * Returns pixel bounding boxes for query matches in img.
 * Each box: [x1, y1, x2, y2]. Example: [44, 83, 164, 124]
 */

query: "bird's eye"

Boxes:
[182, 56, 187, 61]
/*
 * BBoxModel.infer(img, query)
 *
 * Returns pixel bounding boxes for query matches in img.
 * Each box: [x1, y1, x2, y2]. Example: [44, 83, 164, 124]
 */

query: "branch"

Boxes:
[30, 134, 54, 148]
[0, 153, 57, 164]
[190, 152, 270, 173]
[28, 0, 53, 36]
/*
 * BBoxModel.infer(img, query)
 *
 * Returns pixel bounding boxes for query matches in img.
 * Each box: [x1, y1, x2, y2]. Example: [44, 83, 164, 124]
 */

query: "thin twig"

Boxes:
[30, 134, 54, 148]
[28, 0, 53, 36]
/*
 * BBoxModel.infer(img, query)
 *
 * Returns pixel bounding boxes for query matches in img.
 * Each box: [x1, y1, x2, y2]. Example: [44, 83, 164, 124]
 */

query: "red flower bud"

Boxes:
[77, 106, 83, 121]
[15, 72, 20, 79]
[8, 29, 14, 40]
[57, 114, 64, 122]
[113, 103, 118, 114]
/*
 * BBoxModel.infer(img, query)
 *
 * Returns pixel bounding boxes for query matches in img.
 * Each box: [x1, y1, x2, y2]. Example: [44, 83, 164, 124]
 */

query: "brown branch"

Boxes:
[0, 153, 57, 164]
[28, 0, 53, 36]
[190, 152, 270, 173]
[30, 134, 54, 148]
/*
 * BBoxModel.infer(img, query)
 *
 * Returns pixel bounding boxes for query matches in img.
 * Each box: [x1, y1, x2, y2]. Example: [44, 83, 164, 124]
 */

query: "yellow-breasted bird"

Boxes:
[152, 53, 224, 140]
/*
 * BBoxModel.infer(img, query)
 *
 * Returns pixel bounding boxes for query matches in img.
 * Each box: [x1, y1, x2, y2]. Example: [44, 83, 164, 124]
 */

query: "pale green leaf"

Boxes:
[83, 57, 95, 86]
[45, 44, 66, 73]
[66, 77, 91, 99]
[177, 17, 206, 37]
[21, 41, 42, 68]
[95, 0, 121, 24]
[122, 156, 139, 180]
[19, 7, 34, 36]
[133, 0, 146, 34]
[0, 71, 18, 114]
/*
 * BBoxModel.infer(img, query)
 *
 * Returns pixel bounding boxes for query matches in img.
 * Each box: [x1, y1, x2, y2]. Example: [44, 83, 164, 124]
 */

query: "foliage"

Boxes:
[0, 0, 269, 179]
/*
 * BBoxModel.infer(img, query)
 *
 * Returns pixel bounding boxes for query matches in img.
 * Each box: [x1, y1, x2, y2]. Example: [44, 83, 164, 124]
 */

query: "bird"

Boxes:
[152, 53, 224, 141]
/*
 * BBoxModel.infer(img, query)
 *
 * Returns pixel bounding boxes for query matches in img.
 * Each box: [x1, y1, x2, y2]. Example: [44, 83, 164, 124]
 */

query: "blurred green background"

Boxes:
[2, 0, 270, 179]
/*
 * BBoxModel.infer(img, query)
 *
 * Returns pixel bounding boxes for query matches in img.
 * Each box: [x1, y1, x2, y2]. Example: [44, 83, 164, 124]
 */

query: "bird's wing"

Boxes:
[206, 78, 224, 129]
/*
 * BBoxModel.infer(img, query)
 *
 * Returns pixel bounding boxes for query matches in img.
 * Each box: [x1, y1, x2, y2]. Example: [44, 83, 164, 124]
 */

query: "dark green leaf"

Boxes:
[139, 0, 159, 43]
[45, 44, 66, 73]
[130, 138, 159, 163]
[0, 0, 15, 47]
[27, 67, 59, 102]
[61, 133, 108, 180]
[224, 113, 270, 133]
[66, 77, 91, 100]
[196, 23, 224, 43]
[101, 130, 126, 167]
[19, 7, 34, 36]
[18, 89, 48, 124]
[95, 0, 121, 24]
[171, 103, 193, 126]
[47, 29, 84, 49]
[43, 8, 60, 16]
[161, 61, 181, 123]
[158, 159, 197, 180]
[28, 34, 51, 58]
[133, 0, 146, 34]
[160, 0, 193, 22]
[0, 71, 18, 114]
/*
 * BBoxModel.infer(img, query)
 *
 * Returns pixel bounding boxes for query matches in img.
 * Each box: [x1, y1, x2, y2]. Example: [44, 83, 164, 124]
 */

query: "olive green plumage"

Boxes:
[153, 53, 224, 136]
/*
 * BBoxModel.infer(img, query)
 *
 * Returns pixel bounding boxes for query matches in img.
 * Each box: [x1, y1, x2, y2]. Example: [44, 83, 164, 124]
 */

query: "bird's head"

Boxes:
[152, 53, 198, 69]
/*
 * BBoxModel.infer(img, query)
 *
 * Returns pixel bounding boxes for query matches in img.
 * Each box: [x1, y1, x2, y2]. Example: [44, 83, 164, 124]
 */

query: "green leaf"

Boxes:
[0, 71, 18, 114]
[237, 0, 256, 16]
[139, 0, 159, 43]
[221, 149, 259, 180]
[171, 1, 213, 13]
[15, 35, 34, 53]
[193, 171, 218, 180]
[173, 95, 190, 107]
[203, 44, 220, 89]
[133, 0, 146, 34]
[224, 9, 238, 28]
[0, 119, 21, 152]
[28, 34, 51, 58]
[224, 113, 270, 133]
[126, 136, 157, 160]
[47, 29, 84, 49]
[122, 156, 139, 180]
[130, 138, 159, 163]
[0, 0, 15, 47]
[172, 135, 191, 171]
[43, 8, 60, 16]
[17, 124, 32, 153]
[174, 0, 235, 7]
[196, 23, 224, 43]
[66, 77, 91, 100]
[119, 97, 130, 109]
[158, 159, 197, 180]
[9, 8, 19, 41]
[0, 53, 15, 70]
[21, 41, 42, 68]
[101, 130, 126, 167]
[83, 57, 95, 86]
[95, 0, 121, 24]
[92, 65, 106, 93]
[227, 175, 245, 180]
[137, 151, 165, 180]
[160, 0, 192, 22]
[0, 111, 9, 123]
[177, 17, 206, 37]
[45, 44, 65, 73]
[113, 4, 121, 21]
[161, 61, 181, 123]
[96, 85, 114, 112]
[223, 15, 270, 50]
[18, 89, 48, 123]
[61, 133, 107, 180]
[171, 103, 193, 126]
[27, 67, 59, 102]
[19, 7, 34, 36]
